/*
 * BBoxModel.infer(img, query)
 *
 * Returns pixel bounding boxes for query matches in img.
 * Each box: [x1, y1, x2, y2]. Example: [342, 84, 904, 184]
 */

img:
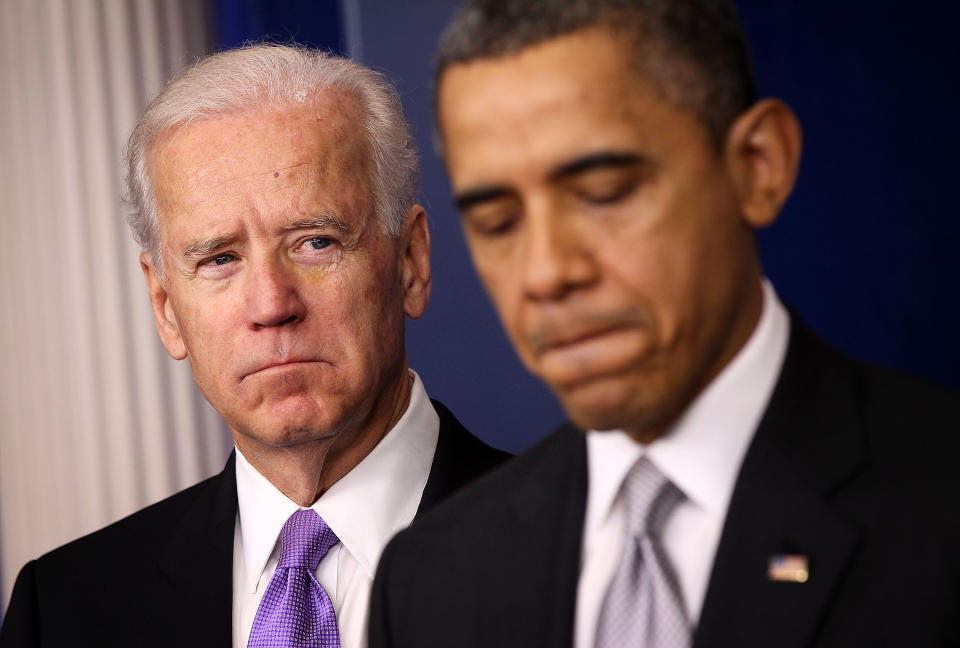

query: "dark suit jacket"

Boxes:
[370, 322, 960, 647]
[0, 400, 508, 647]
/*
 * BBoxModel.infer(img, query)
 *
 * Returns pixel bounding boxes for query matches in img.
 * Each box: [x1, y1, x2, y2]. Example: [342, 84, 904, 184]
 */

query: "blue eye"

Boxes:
[306, 237, 331, 250]
[213, 254, 235, 265]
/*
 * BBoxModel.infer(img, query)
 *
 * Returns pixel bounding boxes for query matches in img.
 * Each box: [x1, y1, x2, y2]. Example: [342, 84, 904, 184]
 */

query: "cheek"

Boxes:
[167, 286, 241, 362]
[621, 176, 735, 308]
[597, 208, 688, 302]
[181, 310, 233, 373]
[336, 258, 404, 342]
[302, 280, 357, 349]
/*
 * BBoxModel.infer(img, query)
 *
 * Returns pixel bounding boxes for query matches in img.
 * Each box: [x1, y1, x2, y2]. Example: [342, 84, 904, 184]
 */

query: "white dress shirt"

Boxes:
[232, 370, 439, 648]
[574, 280, 790, 647]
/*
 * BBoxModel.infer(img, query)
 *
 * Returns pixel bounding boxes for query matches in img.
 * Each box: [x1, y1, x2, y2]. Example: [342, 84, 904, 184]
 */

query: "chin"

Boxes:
[232, 404, 343, 448]
[556, 376, 671, 437]
[559, 388, 637, 432]
[565, 404, 634, 433]
[240, 424, 340, 450]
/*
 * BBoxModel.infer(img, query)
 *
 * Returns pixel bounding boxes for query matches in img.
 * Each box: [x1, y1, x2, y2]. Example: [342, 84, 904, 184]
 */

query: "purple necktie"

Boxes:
[248, 509, 341, 648]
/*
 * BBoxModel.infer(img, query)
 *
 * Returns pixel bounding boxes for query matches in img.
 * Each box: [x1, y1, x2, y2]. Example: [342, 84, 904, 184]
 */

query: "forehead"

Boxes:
[437, 28, 697, 180]
[149, 91, 370, 216]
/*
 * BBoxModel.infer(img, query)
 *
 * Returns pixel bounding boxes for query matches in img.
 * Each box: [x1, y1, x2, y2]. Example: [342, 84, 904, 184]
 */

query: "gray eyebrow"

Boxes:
[182, 234, 234, 259]
[180, 213, 355, 260]
[282, 214, 354, 233]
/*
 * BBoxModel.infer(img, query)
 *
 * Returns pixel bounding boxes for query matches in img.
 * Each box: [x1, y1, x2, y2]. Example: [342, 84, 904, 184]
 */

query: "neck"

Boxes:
[234, 369, 413, 507]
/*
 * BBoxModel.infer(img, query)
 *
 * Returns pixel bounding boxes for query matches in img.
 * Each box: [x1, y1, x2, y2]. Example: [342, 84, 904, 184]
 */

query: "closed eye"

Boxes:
[467, 211, 519, 237]
[459, 196, 522, 239]
[551, 151, 649, 207]
[577, 181, 638, 205]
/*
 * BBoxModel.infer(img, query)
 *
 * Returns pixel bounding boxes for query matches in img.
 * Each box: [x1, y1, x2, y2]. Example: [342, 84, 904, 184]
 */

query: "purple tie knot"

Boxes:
[248, 509, 342, 646]
[277, 509, 339, 571]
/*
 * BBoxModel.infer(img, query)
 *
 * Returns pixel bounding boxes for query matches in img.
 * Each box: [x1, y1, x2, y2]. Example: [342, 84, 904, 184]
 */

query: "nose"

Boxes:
[244, 256, 306, 329]
[521, 204, 597, 301]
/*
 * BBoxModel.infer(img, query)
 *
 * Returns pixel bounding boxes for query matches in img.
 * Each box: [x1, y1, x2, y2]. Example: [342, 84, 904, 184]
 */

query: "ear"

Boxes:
[398, 205, 431, 319]
[724, 99, 803, 228]
[140, 251, 187, 360]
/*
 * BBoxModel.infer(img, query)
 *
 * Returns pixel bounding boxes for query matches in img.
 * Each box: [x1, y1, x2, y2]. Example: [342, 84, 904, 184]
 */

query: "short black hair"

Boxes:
[434, 0, 756, 148]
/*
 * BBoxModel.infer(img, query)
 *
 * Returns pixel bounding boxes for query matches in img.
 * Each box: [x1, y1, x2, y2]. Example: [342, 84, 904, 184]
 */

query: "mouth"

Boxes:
[240, 359, 325, 383]
[533, 322, 636, 355]
[532, 323, 648, 388]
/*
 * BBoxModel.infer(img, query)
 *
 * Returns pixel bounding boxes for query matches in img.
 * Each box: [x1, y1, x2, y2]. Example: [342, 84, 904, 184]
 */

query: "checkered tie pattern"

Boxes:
[595, 457, 690, 648]
[247, 509, 341, 648]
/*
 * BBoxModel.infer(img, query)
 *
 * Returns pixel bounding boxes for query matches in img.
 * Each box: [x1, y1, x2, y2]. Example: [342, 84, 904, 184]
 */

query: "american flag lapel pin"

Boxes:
[767, 554, 809, 583]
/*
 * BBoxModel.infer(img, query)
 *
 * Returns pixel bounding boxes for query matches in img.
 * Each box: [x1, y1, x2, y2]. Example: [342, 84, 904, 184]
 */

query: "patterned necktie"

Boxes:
[595, 457, 690, 648]
[248, 509, 341, 648]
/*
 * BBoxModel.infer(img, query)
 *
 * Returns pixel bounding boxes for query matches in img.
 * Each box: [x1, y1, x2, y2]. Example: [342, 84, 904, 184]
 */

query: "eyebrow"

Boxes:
[182, 234, 234, 259]
[282, 214, 354, 233]
[454, 186, 513, 213]
[181, 214, 355, 259]
[548, 152, 648, 181]
[453, 151, 649, 213]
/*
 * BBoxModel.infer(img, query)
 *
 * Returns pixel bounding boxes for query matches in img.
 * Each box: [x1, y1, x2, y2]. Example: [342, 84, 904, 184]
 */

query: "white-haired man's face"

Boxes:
[141, 92, 431, 458]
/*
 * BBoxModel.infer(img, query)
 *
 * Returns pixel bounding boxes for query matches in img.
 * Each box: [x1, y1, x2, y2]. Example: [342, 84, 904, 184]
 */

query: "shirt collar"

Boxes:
[235, 370, 439, 592]
[585, 279, 790, 528]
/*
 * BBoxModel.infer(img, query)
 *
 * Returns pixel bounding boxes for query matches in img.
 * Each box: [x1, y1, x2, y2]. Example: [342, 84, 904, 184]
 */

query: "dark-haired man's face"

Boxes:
[438, 27, 763, 440]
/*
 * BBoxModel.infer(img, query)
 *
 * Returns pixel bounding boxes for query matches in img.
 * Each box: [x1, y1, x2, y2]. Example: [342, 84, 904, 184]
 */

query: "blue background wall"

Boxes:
[213, 1, 960, 453]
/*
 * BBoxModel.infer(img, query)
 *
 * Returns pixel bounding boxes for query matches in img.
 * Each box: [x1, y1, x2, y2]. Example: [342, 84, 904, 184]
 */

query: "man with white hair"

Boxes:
[0, 44, 506, 648]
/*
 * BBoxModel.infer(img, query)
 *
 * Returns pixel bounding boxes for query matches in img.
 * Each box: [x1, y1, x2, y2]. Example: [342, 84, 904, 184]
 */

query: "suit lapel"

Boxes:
[142, 402, 502, 645]
[694, 321, 866, 648]
[507, 425, 588, 647]
[138, 403, 502, 646]
[157, 452, 238, 645]
[415, 399, 510, 517]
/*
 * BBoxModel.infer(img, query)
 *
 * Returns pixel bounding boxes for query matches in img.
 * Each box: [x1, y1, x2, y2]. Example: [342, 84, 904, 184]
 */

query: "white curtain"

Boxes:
[0, 0, 232, 613]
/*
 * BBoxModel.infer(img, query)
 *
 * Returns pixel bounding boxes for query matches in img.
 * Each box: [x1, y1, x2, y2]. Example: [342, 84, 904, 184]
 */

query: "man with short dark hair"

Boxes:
[0, 44, 507, 648]
[370, 1, 960, 646]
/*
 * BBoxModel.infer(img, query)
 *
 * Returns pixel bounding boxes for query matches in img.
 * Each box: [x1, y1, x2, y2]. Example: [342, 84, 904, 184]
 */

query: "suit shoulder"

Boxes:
[373, 425, 586, 646]
[849, 359, 960, 478]
[790, 319, 958, 444]
[790, 324, 960, 493]
[852, 359, 958, 424]
[394, 424, 582, 545]
[431, 398, 512, 471]
[34, 468, 228, 570]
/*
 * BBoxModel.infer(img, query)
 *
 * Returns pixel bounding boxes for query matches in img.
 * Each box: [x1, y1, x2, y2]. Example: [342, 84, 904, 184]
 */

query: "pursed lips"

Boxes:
[529, 321, 652, 390]
[240, 358, 326, 383]
[529, 321, 641, 357]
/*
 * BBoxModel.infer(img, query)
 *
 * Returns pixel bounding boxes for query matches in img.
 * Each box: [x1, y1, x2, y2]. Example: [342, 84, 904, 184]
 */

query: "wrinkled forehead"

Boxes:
[148, 89, 373, 213]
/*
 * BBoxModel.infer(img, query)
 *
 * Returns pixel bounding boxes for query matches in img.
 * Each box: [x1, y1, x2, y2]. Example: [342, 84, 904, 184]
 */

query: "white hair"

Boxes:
[124, 44, 418, 272]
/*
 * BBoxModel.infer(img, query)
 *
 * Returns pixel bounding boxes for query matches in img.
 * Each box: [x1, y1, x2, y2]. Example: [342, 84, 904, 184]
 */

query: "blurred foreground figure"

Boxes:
[370, 1, 960, 646]
[0, 44, 506, 648]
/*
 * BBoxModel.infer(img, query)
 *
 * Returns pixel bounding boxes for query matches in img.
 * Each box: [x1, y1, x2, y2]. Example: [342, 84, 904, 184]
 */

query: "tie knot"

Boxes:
[621, 457, 683, 539]
[277, 509, 339, 571]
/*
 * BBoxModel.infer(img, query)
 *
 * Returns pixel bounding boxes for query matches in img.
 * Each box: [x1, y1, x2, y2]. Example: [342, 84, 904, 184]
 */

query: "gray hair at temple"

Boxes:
[125, 44, 418, 273]
[434, 0, 756, 150]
